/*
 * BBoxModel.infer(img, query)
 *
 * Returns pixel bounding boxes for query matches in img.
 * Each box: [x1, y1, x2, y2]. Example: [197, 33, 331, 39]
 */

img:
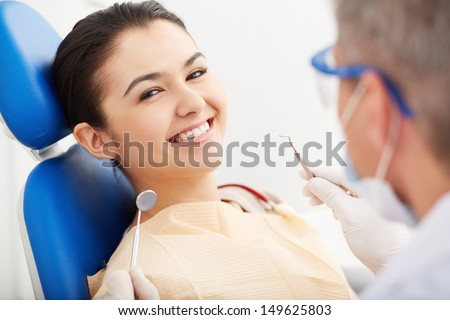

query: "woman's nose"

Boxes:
[175, 84, 206, 117]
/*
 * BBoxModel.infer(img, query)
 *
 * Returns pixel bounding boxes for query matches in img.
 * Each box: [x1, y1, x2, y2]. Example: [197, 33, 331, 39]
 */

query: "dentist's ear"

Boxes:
[73, 122, 116, 159]
[359, 72, 393, 152]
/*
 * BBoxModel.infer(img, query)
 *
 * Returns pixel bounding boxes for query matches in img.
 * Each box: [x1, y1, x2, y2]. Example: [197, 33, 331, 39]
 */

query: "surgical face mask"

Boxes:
[336, 81, 418, 225]
[356, 178, 417, 226]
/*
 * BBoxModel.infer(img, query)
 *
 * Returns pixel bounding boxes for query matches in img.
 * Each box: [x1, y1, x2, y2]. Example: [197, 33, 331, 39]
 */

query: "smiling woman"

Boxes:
[52, 0, 353, 299]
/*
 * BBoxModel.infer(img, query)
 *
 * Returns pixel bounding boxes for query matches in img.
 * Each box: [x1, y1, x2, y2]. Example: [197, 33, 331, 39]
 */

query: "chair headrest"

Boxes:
[0, 1, 70, 150]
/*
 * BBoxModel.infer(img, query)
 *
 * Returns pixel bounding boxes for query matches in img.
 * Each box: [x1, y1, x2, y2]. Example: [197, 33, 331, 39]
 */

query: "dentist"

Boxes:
[303, 0, 450, 298]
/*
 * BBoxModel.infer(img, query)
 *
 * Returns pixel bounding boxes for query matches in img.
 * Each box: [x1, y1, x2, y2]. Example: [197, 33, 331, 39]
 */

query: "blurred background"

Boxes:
[0, 0, 372, 299]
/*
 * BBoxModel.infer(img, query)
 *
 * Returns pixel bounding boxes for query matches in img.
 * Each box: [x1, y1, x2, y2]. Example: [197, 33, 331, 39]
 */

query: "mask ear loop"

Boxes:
[341, 81, 368, 128]
[375, 103, 402, 180]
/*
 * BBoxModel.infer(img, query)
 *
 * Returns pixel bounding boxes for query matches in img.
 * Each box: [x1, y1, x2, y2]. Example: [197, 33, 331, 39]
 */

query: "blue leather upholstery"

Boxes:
[0, 1, 136, 299]
[0, 1, 70, 149]
[24, 145, 135, 299]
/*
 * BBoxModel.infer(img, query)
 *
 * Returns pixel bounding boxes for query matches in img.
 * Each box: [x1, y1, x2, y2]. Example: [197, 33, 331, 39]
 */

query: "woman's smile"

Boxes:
[168, 117, 215, 144]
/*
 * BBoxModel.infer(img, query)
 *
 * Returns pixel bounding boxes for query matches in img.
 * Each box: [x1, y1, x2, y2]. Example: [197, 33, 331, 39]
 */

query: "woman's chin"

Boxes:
[171, 155, 223, 175]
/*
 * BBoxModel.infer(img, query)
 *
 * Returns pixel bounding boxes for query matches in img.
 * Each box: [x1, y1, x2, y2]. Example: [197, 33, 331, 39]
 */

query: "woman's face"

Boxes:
[98, 20, 227, 182]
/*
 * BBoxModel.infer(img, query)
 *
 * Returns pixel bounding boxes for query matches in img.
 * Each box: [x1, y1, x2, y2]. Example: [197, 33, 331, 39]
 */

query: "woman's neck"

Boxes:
[132, 172, 220, 224]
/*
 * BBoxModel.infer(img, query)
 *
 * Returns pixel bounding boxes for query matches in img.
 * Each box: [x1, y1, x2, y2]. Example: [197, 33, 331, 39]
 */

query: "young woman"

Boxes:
[52, 1, 353, 299]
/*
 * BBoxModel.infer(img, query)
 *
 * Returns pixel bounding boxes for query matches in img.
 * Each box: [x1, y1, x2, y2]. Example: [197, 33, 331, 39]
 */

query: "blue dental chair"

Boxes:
[0, 1, 136, 299]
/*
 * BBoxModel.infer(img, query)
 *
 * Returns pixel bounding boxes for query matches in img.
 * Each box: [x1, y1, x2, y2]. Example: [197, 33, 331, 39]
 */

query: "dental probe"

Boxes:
[279, 134, 357, 198]
[130, 190, 157, 268]
[279, 134, 315, 180]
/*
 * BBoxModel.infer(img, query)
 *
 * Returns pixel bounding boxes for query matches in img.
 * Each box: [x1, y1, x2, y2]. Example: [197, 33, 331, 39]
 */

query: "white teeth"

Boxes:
[192, 128, 201, 137]
[173, 121, 211, 142]
[180, 133, 188, 141]
[186, 131, 195, 139]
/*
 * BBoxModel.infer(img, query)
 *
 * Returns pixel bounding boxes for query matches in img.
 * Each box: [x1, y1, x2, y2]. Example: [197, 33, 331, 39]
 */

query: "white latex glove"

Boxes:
[95, 267, 160, 300]
[300, 167, 411, 274]
[130, 267, 160, 300]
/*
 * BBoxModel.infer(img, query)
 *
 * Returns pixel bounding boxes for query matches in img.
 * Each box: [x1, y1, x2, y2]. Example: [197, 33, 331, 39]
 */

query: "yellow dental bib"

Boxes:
[88, 188, 352, 299]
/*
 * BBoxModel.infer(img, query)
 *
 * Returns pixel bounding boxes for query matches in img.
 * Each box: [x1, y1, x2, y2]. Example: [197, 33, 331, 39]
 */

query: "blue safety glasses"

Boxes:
[311, 46, 414, 118]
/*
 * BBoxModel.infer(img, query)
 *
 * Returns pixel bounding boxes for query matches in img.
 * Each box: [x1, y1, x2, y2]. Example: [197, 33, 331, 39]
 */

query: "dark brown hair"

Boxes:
[52, 1, 186, 129]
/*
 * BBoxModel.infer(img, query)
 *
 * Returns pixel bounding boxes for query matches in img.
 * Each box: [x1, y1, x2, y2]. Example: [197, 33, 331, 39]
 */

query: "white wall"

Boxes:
[0, 0, 370, 299]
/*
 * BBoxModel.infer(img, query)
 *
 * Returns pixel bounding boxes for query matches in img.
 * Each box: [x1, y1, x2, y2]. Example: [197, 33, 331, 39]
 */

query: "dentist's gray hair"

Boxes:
[334, 0, 450, 167]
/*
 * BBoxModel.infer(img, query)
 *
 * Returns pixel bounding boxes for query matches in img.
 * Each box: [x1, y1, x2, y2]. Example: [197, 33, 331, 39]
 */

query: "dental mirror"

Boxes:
[130, 190, 157, 268]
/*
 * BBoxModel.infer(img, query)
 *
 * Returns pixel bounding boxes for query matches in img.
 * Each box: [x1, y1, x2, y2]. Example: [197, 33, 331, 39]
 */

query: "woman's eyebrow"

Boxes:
[185, 52, 206, 67]
[124, 72, 163, 97]
[123, 52, 207, 97]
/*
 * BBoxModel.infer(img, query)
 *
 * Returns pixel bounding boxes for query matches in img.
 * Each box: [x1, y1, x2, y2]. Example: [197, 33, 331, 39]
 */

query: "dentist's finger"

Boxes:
[302, 185, 314, 197]
[101, 270, 134, 300]
[308, 167, 347, 186]
[302, 185, 323, 206]
[307, 177, 352, 213]
[299, 170, 312, 181]
[130, 267, 160, 300]
[309, 196, 323, 206]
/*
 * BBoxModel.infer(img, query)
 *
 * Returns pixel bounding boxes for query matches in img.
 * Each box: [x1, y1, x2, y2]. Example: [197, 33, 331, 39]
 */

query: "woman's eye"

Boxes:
[187, 68, 207, 81]
[140, 88, 161, 101]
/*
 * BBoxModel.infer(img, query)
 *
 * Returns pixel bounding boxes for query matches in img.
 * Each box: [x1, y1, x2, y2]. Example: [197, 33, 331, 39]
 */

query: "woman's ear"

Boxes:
[360, 72, 392, 151]
[73, 122, 114, 159]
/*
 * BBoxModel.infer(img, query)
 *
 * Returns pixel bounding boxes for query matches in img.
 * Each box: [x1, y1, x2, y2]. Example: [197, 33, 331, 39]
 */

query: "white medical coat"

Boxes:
[361, 192, 450, 299]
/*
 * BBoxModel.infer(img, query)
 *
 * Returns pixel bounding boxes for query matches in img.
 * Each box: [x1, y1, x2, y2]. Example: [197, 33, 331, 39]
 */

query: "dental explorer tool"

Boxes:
[280, 134, 358, 197]
[279, 134, 315, 180]
[130, 190, 157, 268]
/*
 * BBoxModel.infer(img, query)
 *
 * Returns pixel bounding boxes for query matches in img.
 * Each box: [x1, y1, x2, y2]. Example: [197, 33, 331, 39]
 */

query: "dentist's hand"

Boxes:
[300, 167, 411, 274]
[95, 267, 160, 300]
